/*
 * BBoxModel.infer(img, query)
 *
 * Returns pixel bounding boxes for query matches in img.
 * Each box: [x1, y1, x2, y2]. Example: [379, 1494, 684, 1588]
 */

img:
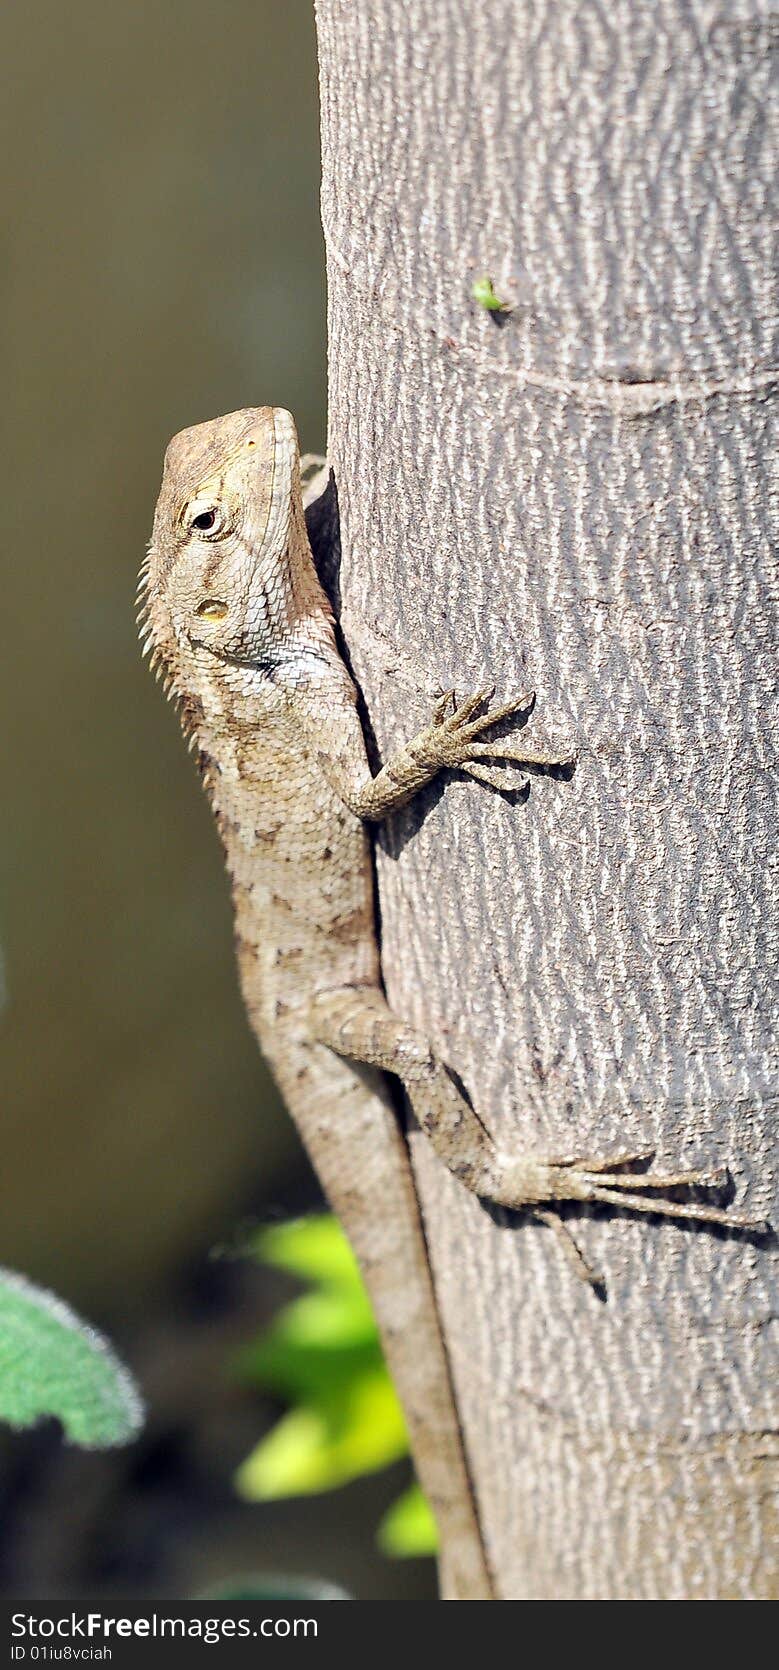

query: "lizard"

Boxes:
[139, 404, 767, 1600]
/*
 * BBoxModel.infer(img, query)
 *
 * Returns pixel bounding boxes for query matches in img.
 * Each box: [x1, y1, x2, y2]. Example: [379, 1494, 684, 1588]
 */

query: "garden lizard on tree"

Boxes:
[139, 405, 766, 1601]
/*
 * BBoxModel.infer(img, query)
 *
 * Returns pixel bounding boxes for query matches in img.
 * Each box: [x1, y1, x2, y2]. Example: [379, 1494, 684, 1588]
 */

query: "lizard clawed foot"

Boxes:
[425, 687, 575, 780]
[487, 1148, 768, 1288]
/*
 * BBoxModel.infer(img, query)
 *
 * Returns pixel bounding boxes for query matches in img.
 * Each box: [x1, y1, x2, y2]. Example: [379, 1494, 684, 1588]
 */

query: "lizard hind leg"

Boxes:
[307, 985, 503, 1199]
[309, 988, 768, 1267]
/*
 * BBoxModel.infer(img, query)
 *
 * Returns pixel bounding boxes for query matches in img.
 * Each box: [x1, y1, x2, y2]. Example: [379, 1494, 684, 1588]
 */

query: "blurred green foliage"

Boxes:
[378, 1482, 438, 1558]
[0, 1269, 143, 1447]
[234, 1215, 438, 1559]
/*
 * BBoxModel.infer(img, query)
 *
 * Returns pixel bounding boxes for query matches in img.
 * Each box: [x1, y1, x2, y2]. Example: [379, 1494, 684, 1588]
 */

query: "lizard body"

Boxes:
[141, 406, 765, 1600]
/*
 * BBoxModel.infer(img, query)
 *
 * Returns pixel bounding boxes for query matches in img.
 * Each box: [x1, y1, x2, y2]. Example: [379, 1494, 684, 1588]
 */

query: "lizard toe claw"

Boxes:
[443, 686, 495, 730]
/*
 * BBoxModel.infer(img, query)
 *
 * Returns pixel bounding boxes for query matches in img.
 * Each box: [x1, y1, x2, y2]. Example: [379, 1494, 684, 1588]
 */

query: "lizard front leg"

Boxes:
[307, 683, 767, 1272]
[309, 988, 767, 1287]
[323, 688, 574, 820]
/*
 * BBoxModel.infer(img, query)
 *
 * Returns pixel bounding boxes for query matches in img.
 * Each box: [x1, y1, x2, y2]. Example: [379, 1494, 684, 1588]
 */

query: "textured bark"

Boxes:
[315, 0, 778, 1599]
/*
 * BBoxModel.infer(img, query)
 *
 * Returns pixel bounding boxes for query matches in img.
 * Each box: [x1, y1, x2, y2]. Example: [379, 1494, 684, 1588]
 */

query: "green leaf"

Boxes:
[240, 1212, 435, 1560]
[251, 1215, 363, 1291]
[265, 1284, 377, 1353]
[377, 1483, 439, 1559]
[236, 1367, 408, 1499]
[236, 1215, 380, 1400]
[0, 1269, 143, 1448]
[235, 1295, 380, 1402]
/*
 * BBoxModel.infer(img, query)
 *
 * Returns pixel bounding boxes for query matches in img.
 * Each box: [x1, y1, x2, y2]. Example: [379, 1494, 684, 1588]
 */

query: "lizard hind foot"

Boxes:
[566, 1151, 769, 1231]
[574, 1172, 768, 1233]
[511, 1152, 771, 1292]
[493, 1150, 769, 1237]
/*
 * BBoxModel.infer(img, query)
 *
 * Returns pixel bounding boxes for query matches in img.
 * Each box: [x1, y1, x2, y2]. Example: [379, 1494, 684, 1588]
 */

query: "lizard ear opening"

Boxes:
[196, 599, 229, 622]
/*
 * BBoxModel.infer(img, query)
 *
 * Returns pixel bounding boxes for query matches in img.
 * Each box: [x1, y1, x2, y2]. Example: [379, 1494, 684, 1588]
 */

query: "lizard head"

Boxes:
[139, 405, 305, 720]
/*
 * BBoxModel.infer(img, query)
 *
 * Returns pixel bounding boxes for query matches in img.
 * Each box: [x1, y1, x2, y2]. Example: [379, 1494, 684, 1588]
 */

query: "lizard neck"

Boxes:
[256, 488, 327, 653]
[173, 509, 335, 741]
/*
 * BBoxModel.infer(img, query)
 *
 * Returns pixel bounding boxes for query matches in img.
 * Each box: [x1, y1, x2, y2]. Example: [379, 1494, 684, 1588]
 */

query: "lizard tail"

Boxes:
[273, 1047, 495, 1599]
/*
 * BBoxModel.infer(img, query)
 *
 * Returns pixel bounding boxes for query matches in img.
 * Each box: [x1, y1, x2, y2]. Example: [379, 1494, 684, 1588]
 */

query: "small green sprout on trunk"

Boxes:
[471, 274, 511, 313]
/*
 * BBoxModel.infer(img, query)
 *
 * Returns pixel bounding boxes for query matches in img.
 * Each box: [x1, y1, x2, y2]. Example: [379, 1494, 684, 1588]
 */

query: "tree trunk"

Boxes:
[314, 0, 777, 1599]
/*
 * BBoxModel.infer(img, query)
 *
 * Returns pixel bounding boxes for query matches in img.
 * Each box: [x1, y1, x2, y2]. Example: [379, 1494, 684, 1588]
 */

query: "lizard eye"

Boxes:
[192, 509, 216, 531]
[183, 499, 227, 537]
[196, 599, 228, 622]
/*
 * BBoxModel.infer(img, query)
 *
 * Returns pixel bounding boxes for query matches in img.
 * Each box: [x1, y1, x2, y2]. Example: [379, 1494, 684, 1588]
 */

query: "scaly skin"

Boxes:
[140, 405, 767, 1599]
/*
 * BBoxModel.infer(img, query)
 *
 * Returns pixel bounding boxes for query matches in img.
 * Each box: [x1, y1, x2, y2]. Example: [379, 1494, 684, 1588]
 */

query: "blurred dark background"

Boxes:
[0, 0, 432, 1599]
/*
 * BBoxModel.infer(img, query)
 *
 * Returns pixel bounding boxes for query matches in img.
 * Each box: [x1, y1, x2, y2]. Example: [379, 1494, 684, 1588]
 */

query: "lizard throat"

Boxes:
[185, 632, 276, 675]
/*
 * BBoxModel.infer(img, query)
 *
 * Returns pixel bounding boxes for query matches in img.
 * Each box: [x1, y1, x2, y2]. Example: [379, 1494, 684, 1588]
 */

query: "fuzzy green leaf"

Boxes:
[0, 1269, 143, 1448]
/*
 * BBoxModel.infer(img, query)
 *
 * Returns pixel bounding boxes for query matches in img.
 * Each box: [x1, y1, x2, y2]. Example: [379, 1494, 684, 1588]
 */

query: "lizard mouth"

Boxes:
[185, 631, 276, 675]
